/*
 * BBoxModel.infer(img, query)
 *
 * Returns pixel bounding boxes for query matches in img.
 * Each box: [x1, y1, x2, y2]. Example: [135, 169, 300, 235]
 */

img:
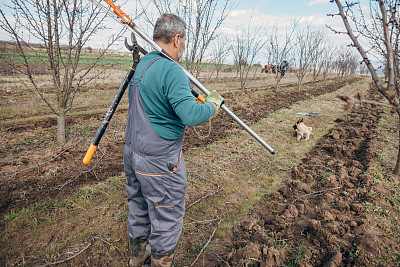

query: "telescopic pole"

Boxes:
[130, 21, 276, 154]
[91, 0, 276, 155]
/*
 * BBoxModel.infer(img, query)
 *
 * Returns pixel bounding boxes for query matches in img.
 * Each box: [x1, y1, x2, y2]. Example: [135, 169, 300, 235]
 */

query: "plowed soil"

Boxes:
[216, 86, 400, 266]
[0, 76, 362, 218]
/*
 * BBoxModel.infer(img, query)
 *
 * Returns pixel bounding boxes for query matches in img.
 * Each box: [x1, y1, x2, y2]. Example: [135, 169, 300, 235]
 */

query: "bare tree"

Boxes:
[0, 0, 124, 144]
[207, 34, 230, 79]
[310, 34, 329, 85]
[333, 47, 359, 77]
[231, 20, 266, 96]
[331, 0, 400, 174]
[359, 61, 368, 74]
[149, 0, 235, 77]
[321, 49, 337, 82]
[293, 25, 325, 90]
[350, 0, 399, 89]
[267, 20, 298, 93]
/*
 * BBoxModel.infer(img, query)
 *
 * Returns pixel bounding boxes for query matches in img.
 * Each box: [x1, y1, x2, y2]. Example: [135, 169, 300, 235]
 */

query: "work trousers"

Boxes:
[124, 146, 187, 254]
[124, 56, 187, 254]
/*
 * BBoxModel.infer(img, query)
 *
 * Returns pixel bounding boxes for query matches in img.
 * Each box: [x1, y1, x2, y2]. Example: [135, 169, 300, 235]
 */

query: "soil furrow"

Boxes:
[219, 86, 400, 266]
[0, 76, 361, 218]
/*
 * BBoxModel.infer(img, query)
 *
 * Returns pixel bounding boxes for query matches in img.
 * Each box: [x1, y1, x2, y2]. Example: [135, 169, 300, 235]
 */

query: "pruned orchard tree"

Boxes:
[232, 19, 266, 96]
[349, 0, 399, 88]
[310, 33, 329, 86]
[207, 34, 230, 79]
[331, 0, 400, 174]
[0, 0, 124, 145]
[149, 0, 235, 77]
[293, 25, 326, 90]
[359, 61, 368, 75]
[320, 46, 339, 82]
[333, 46, 359, 77]
[267, 20, 298, 93]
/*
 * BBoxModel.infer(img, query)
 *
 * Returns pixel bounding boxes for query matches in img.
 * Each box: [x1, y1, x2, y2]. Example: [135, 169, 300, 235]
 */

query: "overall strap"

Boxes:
[136, 56, 163, 83]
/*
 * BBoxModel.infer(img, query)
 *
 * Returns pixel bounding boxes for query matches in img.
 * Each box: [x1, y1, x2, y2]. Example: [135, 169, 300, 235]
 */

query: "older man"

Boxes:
[123, 13, 224, 267]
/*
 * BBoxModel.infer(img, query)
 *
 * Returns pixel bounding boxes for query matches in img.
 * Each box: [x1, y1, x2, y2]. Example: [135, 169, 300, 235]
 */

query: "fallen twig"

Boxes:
[58, 149, 106, 190]
[186, 170, 220, 187]
[188, 218, 221, 225]
[36, 242, 91, 266]
[186, 185, 225, 209]
[94, 236, 128, 256]
[1, 137, 84, 184]
[276, 163, 297, 171]
[292, 186, 341, 202]
[213, 252, 231, 267]
[190, 218, 223, 267]
[35, 235, 128, 266]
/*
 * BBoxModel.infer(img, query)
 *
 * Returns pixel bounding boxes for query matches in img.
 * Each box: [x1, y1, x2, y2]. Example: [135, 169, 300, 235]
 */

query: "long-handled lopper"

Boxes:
[83, 0, 276, 164]
[83, 32, 142, 164]
[83, 32, 209, 164]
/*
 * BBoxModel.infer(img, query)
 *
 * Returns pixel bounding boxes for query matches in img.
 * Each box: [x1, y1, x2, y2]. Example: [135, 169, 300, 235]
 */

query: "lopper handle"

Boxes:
[103, 0, 131, 24]
[83, 144, 97, 164]
[190, 87, 206, 103]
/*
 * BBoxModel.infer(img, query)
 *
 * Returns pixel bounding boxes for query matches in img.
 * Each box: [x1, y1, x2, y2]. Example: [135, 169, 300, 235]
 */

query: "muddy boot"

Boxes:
[151, 251, 174, 267]
[129, 238, 150, 267]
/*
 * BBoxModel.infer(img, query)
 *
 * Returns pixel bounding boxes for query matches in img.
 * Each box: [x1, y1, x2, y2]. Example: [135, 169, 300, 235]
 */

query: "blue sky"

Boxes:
[0, 0, 351, 55]
[236, 0, 336, 17]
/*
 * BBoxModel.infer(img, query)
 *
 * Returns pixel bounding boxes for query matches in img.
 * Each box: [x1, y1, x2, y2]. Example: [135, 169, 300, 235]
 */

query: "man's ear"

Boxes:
[173, 34, 180, 48]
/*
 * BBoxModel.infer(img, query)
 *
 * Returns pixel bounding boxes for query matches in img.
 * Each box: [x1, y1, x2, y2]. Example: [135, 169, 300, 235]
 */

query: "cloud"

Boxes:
[308, 0, 330, 6]
[225, 9, 298, 29]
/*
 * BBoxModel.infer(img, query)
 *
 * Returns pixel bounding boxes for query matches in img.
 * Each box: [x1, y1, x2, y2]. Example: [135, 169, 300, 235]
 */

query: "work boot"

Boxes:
[129, 238, 150, 267]
[151, 251, 174, 267]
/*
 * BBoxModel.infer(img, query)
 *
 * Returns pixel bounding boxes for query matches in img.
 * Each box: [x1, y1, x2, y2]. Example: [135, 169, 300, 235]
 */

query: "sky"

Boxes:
[0, 0, 356, 61]
[221, 0, 345, 39]
[117, 0, 351, 57]
[236, 0, 336, 17]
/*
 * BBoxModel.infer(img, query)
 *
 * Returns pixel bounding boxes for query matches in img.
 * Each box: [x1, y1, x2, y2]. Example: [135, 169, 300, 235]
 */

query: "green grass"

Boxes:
[0, 50, 238, 68]
[1, 174, 128, 265]
[0, 51, 131, 67]
[288, 245, 310, 266]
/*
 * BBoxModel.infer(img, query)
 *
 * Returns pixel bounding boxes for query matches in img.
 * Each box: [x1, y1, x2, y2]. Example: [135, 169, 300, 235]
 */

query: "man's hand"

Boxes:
[205, 90, 224, 112]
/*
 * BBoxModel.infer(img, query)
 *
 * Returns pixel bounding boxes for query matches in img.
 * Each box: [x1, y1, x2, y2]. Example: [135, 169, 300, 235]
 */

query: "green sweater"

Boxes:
[130, 51, 215, 140]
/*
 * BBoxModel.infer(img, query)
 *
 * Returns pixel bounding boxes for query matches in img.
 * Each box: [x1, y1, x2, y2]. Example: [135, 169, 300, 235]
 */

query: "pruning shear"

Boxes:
[296, 112, 319, 117]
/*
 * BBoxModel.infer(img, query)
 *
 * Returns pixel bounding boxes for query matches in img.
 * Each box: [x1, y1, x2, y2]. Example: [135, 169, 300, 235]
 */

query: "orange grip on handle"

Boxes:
[197, 95, 206, 103]
[103, 0, 131, 24]
[83, 144, 97, 164]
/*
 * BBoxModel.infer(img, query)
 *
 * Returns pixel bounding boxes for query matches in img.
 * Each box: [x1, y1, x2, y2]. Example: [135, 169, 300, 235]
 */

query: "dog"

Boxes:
[293, 118, 313, 141]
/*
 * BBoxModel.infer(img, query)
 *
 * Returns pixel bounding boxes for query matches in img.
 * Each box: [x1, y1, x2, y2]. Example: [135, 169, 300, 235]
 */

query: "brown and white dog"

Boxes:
[293, 118, 313, 141]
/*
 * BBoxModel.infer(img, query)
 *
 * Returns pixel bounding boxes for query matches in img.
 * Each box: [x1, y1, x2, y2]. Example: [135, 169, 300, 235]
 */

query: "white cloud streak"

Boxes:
[308, 0, 330, 7]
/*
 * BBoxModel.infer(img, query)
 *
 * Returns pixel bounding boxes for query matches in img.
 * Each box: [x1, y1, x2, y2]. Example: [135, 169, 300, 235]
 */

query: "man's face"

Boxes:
[178, 35, 186, 62]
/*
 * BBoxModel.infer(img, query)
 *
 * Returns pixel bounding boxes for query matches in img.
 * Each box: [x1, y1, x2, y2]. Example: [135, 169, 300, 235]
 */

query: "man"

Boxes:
[123, 13, 224, 267]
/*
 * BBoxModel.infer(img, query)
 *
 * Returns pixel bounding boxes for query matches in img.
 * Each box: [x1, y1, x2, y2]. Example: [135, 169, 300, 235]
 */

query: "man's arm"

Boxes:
[164, 66, 216, 127]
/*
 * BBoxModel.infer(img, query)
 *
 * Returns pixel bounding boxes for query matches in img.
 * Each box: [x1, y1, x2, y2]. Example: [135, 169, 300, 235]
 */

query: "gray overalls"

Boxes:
[123, 56, 187, 254]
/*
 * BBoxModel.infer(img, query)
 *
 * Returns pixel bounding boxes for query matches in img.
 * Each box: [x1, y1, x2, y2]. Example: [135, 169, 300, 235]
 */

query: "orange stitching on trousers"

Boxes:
[156, 205, 174, 208]
[135, 171, 162, 177]
[170, 150, 182, 174]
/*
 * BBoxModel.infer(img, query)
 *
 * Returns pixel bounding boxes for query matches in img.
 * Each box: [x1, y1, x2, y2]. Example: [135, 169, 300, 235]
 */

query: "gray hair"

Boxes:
[153, 13, 186, 44]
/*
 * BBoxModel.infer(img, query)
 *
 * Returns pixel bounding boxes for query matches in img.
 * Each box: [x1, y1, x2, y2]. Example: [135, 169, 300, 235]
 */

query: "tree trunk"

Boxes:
[275, 75, 282, 94]
[57, 110, 66, 145]
[298, 78, 302, 90]
[275, 80, 280, 94]
[394, 116, 400, 175]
